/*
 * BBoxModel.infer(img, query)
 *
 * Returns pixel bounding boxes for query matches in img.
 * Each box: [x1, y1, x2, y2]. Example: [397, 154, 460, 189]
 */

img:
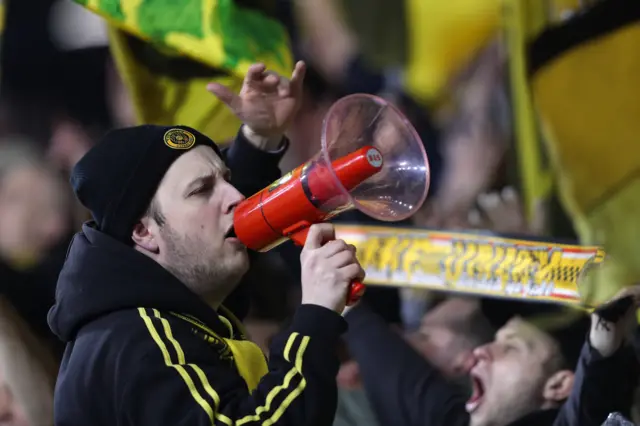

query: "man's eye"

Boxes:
[190, 184, 213, 196]
[503, 344, 518, 353]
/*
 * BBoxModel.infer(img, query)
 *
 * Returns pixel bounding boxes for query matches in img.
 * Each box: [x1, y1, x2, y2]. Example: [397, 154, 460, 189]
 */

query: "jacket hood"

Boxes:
[48, 222, 226, 342]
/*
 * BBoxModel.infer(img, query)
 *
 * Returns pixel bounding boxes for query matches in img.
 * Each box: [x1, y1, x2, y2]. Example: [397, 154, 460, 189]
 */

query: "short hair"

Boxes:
[481, 298, 591, 371]
[533, 310, 591, 372]
[446, 309, 496, 348]
[423, 299, 496, 348]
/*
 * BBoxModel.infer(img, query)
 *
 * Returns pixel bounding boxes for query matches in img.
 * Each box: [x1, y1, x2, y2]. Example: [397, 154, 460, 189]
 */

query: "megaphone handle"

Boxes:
[289, 228, 366, 307]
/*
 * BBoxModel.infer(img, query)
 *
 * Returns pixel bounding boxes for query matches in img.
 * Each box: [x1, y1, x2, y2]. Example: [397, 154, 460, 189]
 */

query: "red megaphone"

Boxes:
[232, 94, 431, 306]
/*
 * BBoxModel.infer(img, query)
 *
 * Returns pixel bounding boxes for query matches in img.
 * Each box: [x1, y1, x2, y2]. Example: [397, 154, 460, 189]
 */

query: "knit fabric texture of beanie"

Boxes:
[70, 124, 221, 243]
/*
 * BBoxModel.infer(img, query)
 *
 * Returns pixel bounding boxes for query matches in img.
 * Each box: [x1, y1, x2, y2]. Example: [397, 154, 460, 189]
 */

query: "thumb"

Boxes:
[207, 82, 239, 109]
[289, 60, 307, 98]
[304, 224, 335, 250]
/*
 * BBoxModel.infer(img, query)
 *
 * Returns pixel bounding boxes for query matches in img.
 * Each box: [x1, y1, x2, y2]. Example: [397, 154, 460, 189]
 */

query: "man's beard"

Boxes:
[159, 224, 247, 304]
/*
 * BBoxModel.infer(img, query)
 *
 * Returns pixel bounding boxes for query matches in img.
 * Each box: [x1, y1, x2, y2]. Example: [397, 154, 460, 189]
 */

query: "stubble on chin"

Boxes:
[161, 225, 251, 300]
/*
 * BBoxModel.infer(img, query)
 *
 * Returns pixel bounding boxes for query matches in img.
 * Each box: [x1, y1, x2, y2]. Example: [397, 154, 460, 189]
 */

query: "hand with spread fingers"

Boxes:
[207, 61, 307, 149]
[590, 285, 640, 357]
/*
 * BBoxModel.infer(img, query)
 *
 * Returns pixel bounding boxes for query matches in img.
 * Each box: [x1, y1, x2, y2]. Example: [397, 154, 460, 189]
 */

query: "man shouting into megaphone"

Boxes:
[48, 61, 365, 426]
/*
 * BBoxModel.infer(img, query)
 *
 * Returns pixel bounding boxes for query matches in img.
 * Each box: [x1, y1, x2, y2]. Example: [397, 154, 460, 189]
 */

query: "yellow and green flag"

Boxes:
[73, 0, 293, 144]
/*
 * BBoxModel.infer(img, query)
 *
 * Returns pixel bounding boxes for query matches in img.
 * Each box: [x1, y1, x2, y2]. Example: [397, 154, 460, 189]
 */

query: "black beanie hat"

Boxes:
[71, 124, 222, 242]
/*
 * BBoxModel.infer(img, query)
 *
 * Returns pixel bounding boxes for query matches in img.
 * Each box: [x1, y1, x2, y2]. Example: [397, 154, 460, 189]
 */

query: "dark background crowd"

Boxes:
[0, 0, 637, 425]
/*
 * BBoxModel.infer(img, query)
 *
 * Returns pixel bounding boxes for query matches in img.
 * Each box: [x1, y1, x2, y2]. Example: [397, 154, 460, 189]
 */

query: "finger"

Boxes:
[289, 60, 306, 98]
[501, 186, 519, 208]
[317, 239, 350, 258]
[338, 263, 363, 282]
[359, 266, 366, 282]
[207, 82, 240, 109]
[328, 249, 358, 269]
[277, 75, 291, 97]
[477, 192, 498, 212]
[303, 224, 335, 250]
[467, 208, 483, 228]
[246, 63, 267, 82]
[263, 73, 280, 89]
[498, 187, 523, 221]
[477, 192, 501, 223]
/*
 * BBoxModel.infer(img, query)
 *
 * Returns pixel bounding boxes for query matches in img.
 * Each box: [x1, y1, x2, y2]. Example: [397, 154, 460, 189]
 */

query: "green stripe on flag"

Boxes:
[73, 0, 292, 77]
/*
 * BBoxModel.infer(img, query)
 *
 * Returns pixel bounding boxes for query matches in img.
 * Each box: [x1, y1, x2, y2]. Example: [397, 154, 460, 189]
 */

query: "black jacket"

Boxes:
[48, 132, 348, 426]
[344, 304, 639, 426]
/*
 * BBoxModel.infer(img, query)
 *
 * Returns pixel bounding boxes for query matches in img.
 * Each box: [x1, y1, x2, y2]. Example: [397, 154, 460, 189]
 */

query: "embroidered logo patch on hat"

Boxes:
[164, 128, 196, 150]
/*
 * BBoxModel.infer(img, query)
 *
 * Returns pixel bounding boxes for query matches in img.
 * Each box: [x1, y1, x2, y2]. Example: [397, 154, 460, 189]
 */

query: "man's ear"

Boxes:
[131, 217, 159, 253]
[542, 369, 574, 404]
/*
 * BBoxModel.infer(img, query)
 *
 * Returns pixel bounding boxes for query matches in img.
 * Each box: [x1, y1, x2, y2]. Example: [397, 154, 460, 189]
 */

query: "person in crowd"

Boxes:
[405, 298, 495, 381]
[343, 286, 640, 426]
[339, 297, 494, 388]
[0, 296, 58, 426]
[0, 140, 70, 268]
[48, 61, 365, 426]
[333, 297, 495, 426]
[0, 139, 73, 358]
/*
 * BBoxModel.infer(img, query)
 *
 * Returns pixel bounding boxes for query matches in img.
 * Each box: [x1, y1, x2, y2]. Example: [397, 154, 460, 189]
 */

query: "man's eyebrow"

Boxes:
[183, 167, 231, 195]
[183, 173, 215, 195]
[497, 329, 533, 349]
[497, 331, 517, 341]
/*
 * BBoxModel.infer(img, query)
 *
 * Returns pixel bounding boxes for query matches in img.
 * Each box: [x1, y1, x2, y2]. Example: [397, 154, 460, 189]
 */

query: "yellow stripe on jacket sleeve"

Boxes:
[146, 310, 314, 425]
[262, 336, 310, 426]
[138, 308, 215, 425]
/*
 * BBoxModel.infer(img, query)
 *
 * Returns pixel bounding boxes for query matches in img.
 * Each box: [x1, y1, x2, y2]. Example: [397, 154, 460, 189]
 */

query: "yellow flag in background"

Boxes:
[107, 29, 243, 144]
[403, 0, 501, 106]
[528, 0, 640, 304]
[73, 0, 293, 144]
[500, 0, 607, 223]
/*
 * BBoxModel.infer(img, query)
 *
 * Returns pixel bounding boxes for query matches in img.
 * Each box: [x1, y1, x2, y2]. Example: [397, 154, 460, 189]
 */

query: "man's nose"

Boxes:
[472, 344, 492, 363]
[224, 184, 246, 214]
[450, 351, 477, 376]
